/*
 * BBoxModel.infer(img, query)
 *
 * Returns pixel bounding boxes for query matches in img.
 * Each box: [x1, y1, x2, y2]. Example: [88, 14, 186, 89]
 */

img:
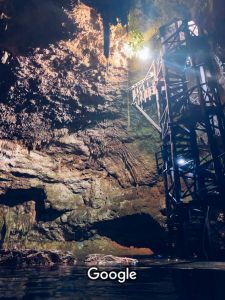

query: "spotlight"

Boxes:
[137, 46, 151, 61]
[177, 158, 187, 167]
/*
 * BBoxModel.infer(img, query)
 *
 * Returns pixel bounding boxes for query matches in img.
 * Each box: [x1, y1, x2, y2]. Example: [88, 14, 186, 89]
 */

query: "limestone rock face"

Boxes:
[0, 2, 128, 143]
[0, 1, 165, 256]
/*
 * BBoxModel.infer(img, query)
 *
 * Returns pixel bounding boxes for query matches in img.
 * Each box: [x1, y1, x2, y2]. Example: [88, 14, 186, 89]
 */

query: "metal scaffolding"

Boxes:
[130, 18, 225, 257]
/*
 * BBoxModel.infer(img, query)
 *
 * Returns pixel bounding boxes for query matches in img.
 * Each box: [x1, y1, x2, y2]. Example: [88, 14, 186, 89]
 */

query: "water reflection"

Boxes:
[0, 261, 225, 299]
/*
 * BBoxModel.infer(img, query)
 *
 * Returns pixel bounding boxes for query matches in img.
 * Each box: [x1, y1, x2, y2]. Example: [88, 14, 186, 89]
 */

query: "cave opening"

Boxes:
[0, 188, 64, 222]
[92, 213, 167, 254]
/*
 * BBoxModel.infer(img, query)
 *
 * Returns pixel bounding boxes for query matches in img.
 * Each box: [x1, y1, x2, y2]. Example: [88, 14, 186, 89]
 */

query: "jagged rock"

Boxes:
[0, 1, 165, 256]
[0, 249, 76, 266]
[84, 254, 138, 266]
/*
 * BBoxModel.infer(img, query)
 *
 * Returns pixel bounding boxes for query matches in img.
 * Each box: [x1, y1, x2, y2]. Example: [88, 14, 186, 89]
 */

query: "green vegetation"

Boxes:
[127, 29, 144, 52]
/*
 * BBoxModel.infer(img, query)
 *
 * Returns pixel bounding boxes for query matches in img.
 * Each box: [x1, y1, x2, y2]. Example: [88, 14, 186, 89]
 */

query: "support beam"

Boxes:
[134, 104, 162, 133]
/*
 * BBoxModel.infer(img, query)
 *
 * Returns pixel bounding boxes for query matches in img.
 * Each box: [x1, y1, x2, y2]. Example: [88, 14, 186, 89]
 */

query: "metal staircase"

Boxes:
[129, 18, 225, 258]
[129, 60, 162, 132]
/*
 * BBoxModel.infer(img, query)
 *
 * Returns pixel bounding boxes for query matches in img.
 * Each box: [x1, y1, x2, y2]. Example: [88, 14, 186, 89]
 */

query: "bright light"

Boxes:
[137, 46, 151, 61]
[122, 44, 151, 61]
[177, 158, 187, 167]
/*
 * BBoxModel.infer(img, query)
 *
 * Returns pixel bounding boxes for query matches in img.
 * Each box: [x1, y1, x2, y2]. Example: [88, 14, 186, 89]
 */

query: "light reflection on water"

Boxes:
[1, 260, 225, 300]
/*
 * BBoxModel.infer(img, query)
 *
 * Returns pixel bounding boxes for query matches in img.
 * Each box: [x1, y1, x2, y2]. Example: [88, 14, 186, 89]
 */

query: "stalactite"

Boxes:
[83, 0, 131, 58]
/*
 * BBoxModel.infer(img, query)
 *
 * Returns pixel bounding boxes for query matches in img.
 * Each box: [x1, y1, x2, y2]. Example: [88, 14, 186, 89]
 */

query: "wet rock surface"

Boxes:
[0, 249, 76, 266]
[84, 254, 138, 266]
[0, 1, 165, 255]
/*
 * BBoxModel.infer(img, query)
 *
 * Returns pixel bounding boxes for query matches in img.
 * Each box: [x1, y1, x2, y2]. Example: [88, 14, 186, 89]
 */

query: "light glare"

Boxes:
[177, 158, 186, 167]
[137, 47, 151, 61]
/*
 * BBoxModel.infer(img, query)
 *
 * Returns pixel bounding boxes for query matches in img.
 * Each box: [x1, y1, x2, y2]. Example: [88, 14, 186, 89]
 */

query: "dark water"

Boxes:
[1, 259, 225, 300]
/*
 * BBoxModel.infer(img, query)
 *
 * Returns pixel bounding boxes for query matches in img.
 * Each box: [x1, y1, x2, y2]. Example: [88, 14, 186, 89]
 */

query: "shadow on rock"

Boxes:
[0, 188, 65, 222]
[0, 0, 77, 54]
[92, 213, 167, 254]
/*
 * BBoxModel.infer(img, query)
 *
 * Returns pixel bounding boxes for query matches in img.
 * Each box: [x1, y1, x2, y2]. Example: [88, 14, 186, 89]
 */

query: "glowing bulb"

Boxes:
[177, 158, 186, 167]
[137, 47, 151, 61]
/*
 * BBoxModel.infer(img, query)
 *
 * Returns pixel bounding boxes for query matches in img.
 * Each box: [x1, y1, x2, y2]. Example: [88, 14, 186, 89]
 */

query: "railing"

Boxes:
[129, 60, 162, 133]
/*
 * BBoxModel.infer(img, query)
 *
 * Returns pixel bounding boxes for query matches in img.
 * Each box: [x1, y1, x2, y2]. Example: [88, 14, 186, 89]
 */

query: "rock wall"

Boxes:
[0, 1, 165, 257]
